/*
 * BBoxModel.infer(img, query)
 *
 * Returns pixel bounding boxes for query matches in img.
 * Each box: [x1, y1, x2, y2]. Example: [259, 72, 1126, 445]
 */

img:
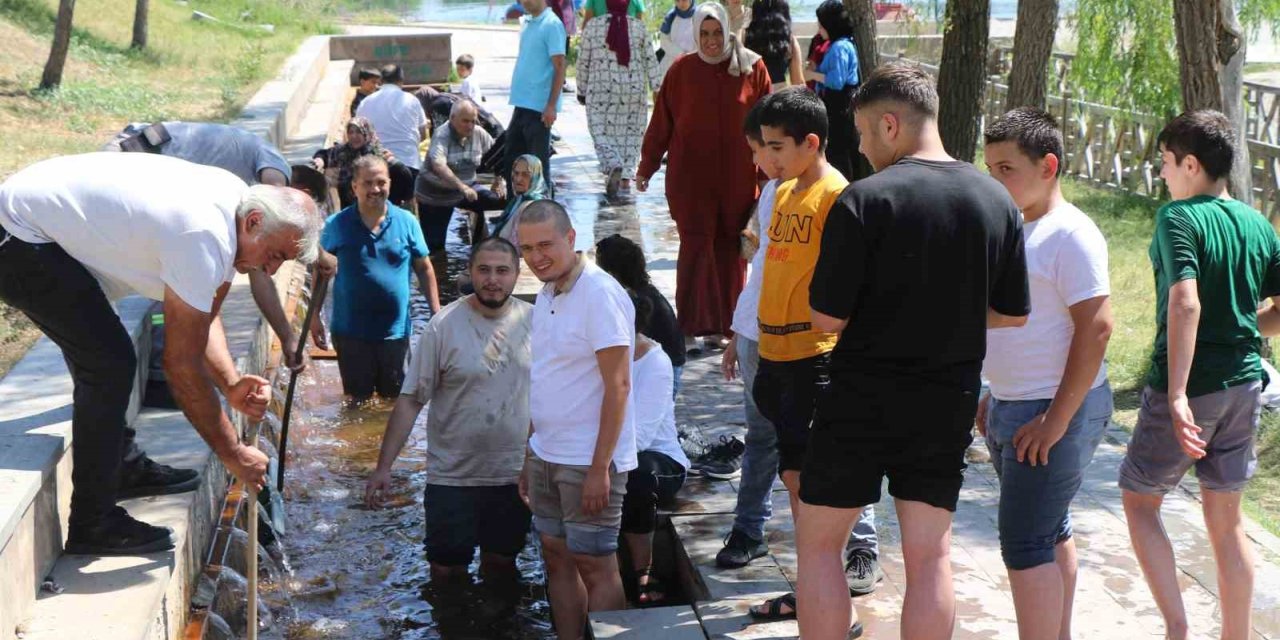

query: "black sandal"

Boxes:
[636, 569, 666, 606]
[748, 592, 796, 620]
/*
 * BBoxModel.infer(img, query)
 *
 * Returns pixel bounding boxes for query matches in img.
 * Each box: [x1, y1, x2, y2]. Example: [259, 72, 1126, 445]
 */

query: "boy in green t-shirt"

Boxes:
[1120, 110, 1280, 640]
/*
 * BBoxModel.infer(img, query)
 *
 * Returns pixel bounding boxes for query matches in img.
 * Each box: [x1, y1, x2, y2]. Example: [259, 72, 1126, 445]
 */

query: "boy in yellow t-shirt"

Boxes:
[745, 87, 861, 635]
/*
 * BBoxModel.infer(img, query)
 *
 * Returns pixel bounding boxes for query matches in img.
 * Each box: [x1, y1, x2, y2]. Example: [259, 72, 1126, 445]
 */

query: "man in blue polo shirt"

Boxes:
[313, 155, 442, 402]
[505, 0, 567, 195]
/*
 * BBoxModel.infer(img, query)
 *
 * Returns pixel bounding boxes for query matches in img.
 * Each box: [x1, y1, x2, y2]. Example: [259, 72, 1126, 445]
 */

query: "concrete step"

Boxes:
[18, 408, 225, 640]
[0, 296, 153, 640]
[589, 605, 704, 639]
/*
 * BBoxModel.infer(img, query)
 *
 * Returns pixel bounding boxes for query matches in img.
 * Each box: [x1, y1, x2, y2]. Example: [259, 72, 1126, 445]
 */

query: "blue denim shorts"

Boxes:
[986, 383, 1112, 570]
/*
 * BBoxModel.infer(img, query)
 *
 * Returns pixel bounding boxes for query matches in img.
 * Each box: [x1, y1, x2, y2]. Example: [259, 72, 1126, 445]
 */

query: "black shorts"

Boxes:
[331, 335, 409, 400]
[799, 373, 979, 512]
[424, 483, 532, 566]
[752, 353, 829, 473]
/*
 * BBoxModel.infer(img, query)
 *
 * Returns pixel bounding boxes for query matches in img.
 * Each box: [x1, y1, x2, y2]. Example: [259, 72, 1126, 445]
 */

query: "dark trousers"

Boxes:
[417, 188, 506, 254]
[0, 230, 139, 528]
[621, 451, 686, 534]
[503, 107, 553, 196]
[331, 334, 409, 400]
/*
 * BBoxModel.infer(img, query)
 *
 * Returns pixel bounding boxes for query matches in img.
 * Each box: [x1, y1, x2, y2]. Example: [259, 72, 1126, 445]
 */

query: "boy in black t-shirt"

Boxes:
[792, 62, 1031, 640]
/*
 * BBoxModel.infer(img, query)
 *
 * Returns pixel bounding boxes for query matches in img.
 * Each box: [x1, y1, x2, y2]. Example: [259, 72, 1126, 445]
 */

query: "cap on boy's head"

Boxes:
[380, 64, 404, 84]
[743, 92, 772, 144]
[358, 68, 380, 82]
[984, 107, 1065, 177]
[850, 61, 938, 120]
[456, 54, 475, 69]
[1157, 110, 1235, 181]
[758, 86, 828, 150]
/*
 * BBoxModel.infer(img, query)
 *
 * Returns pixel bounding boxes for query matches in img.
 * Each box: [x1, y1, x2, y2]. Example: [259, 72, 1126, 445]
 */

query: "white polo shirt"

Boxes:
[0, 153, 242, 313]
[529, 257, 639, 472]
[355, 84, 429, 171]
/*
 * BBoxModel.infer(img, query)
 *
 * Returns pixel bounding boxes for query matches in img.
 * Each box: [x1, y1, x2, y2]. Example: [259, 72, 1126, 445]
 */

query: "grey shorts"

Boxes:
[527, 455, 628, 556]
[1119, 382, 1262, 494]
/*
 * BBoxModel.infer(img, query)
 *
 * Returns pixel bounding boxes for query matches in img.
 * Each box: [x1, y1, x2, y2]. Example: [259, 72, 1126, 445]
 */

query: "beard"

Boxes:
[476, 290, 511, 308]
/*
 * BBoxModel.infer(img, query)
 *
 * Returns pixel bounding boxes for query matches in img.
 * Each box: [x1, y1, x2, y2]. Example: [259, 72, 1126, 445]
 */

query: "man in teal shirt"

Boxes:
[1120, 110, 1280, 640]
[313, 155, 442, 402]
[504, 0, 567, 195]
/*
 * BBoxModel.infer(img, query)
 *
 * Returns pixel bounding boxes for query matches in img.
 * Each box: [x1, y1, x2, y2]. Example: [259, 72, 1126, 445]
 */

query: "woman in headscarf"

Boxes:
[312, 117, 415, 208]
[578, 0, 660, 196]
[656, 0, 698, 90]
[637, 2, 771, 352]
[491, 154, 548, 246]
[806, 0, 863, 180]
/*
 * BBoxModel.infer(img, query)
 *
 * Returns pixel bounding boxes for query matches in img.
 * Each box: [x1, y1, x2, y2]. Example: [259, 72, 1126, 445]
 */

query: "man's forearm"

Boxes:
[433, 159, 469, 193]
[414, 263, 441, 312]
[1261, 300, 1280, 337]
[547, 60, 566, 112]
[590, 383, 628, 470]
[375, 396, 424, 473]
[1167, 288, 1201, 398]
[167, 355, 241, 457]
[1046, 314, 1112, 426]
[204, 316, 241, 395]
[249, 269, 294, 348]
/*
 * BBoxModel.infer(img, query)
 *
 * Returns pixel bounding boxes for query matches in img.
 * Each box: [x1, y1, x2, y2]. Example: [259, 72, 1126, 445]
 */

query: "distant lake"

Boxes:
[399, 0, 1076, 25]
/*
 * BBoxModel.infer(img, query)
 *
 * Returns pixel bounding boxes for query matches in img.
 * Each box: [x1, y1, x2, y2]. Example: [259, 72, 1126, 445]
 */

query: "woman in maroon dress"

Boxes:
[636, 1, 771, 352]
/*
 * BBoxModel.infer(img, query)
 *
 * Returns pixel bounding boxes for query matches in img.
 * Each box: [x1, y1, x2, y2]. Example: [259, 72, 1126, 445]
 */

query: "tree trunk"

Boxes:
[844, 0, 878, 179]
[1219, 0, 1252, 205]
[1005, 0, 1058, 110]
[131, 0, 148, 49]
[39, 0, 76, 90]
[937, 0, 990, 163]
[1172, 0, 1223, 111]
[843, 0, 878, 80]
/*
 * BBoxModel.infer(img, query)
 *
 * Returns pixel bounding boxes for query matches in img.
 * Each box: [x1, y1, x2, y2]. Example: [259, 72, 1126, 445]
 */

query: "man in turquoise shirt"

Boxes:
[505, 0, 567, 195]
[313, 155, 442, 402]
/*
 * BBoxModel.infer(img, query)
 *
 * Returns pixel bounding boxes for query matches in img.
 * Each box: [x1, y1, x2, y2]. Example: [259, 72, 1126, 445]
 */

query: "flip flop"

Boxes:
[748, 592, 796, 620]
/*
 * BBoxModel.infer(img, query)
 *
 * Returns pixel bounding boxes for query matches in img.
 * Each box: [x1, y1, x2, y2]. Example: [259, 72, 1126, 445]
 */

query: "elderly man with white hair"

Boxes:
[416, 99, 508, 253]
[0, 152, 322, 556]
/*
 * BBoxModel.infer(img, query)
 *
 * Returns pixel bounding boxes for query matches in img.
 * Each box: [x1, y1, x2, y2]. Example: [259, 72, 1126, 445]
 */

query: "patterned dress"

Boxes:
[578, 16, 659, 179]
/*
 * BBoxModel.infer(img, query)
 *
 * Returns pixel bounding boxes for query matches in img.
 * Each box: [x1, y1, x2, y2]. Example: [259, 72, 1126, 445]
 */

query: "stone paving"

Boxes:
[359, 24, 1280, 639]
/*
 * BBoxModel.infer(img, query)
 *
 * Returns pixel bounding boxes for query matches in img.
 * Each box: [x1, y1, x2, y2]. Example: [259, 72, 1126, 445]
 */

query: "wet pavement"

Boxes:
[255, 24, 1280, 640]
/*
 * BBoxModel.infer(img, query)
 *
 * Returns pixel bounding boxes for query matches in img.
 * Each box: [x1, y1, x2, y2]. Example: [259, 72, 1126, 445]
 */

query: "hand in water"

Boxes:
[224, 443, 270, 492]
[365, 469, 392, 508]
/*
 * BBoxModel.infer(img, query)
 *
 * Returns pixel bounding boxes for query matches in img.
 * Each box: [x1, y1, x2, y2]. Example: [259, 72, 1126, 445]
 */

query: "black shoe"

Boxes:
[716, 529, 769, 568]
[117, 456, 200, 499]
[698, 436, 745, 480]
[845, 548, 883, 596]
[676, 425, 710, 475]
[65, 507, 174, 555]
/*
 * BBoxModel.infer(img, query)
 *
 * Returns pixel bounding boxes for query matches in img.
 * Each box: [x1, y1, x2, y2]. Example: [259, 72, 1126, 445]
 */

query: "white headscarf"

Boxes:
[693, 2, 761, 77]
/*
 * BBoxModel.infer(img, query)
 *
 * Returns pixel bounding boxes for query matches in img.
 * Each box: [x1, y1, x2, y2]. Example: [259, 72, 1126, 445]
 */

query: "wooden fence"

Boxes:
[883, 52, 1280, 219]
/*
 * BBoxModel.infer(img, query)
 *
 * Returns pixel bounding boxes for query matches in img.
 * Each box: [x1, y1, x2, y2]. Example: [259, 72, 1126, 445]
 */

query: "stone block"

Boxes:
[589, 605, 704, 639]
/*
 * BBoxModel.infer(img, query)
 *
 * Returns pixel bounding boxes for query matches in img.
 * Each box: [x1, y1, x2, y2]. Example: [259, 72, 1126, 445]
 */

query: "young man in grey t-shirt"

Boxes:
[364, 237, 533, 582]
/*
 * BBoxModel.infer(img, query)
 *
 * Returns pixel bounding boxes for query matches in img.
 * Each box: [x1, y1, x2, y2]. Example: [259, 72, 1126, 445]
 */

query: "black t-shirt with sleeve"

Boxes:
[809, 157, 1029, 390]
[642, 283, 687, 367]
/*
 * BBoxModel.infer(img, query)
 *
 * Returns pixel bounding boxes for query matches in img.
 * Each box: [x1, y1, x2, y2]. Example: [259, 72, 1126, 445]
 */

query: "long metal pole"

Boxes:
[246, 423, 260, 640]
[277, 273, 329, 492]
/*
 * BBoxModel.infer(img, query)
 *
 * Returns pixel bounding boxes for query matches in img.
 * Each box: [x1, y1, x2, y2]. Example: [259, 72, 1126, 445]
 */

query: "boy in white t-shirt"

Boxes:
[980, 107, 1115, 640]
[456, 54, 485, 103]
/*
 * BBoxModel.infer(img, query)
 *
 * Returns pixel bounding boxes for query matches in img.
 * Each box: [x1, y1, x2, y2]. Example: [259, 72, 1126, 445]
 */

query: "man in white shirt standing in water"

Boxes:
[516, 200, 636, 640]
[0, 152, 322, 556]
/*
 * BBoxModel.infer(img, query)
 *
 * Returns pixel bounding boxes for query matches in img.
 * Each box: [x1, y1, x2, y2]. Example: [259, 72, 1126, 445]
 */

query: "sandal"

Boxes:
[636, 569, 666, 606]
[748, 592, 796, 620]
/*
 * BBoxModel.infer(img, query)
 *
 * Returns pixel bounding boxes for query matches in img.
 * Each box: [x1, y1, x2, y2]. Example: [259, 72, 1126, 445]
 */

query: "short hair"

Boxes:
[758, 86, 828, 149]
[850, 61, 939, 119]
[450, 99, 478, 118]
[743, 93, 770, 144]
[517, 199, 573, 235]
[352, 154, 389, 179]
[984, 107, 1066, 177]
[815, 0, 853, 42]
[237, 185, 322, 264]
[358, 67, 380, 82]
[628, 288, 654, 336]
[380, 64, 404, 84]
[595, 234, 651, 290]
[456, 54, 475, 69]
[1158, 110, 1236, 181]
[470, 236, 520, 267]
